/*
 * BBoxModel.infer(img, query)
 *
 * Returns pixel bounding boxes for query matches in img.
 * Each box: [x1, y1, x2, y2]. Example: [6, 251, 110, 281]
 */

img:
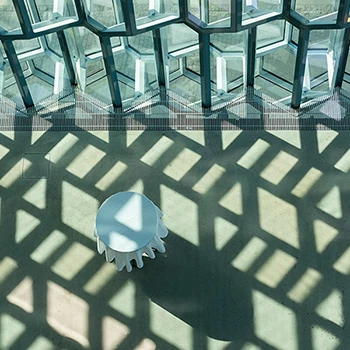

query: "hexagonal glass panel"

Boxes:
[128, 31, 154, 55]
[293, 0, 339, 24]
[242, 0, 282, 26]
[134, 0, 180, 30]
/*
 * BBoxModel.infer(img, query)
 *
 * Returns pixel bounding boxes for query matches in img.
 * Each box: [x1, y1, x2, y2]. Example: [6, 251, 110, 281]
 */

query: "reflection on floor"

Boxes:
[0, 128, 349, 349]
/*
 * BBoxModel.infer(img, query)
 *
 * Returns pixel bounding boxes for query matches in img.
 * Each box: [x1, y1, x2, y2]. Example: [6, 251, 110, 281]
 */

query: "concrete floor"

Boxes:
[0, 128, 349, 350]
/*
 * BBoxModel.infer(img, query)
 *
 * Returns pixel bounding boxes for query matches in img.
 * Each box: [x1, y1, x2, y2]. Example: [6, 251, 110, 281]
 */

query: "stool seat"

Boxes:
[94, 191, 168, 272]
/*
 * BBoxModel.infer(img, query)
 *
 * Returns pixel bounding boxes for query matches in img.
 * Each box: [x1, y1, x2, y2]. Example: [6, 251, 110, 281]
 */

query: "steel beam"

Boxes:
[199, 33, 211, 108]
[246, 27, 257, 86]
[12, 0, 33, 37]
[152, 28, 167, 88]
[120, 0, 137, 34]
[57, 31, 77, 86]
[335, 28, 350, 87]
[99, 36, 122, 109]
[2, 40, 33, 108]
[291, 29, 309, 109]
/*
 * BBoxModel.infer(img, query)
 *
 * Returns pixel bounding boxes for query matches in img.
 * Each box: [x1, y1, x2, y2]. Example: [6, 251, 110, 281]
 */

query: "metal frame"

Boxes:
[1, 0, 350, 109]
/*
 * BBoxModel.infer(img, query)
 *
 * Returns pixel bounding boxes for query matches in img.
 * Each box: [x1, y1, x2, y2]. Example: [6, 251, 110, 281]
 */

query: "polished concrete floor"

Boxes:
[0, 129, 349, 350]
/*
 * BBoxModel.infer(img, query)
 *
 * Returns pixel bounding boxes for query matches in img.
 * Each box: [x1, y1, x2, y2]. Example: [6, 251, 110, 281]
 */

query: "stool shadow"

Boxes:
[132, 234, 254, 342]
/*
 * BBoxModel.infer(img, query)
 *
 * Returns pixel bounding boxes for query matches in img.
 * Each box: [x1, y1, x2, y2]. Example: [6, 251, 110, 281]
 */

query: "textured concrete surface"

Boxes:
[0, 129, 349, 350]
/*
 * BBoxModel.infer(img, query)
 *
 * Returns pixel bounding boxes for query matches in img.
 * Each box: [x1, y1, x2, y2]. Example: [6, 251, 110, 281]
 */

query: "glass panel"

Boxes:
[166, 24, 198, 53]
[90, 0, 121, 27]
[79, 28, 101, 56]
[27, 75, 54, 104]
[33, 56, 56, 77]
[211, 32, 244, 52]
[208, 0, 230, 25]
[243, 0, 282, 25]
[262, 48, 296, 85]
[13, 39, 42, 55]
[186, 51, 200, 76]
[128, 32, 154, 54]
[169, 75, 201, 102]
[257, 20, 285, 49]
[134, 0, 179, 30]
[308, 30, 330, 50]
[226, 58, 243, 84]
[86, 60, 105, 78]
[86, 76, 113, 104]
[293, 0, 339, 22]
[0, 1, 21, 31]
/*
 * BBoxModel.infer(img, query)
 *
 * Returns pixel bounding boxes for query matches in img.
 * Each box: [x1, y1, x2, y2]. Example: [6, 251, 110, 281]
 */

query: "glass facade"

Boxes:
[0, 0, 350, 110]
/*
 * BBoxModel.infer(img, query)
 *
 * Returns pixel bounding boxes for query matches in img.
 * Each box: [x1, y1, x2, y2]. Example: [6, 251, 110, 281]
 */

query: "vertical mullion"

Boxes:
[152, 28, 167, 88]
[199, 32, 211, 108]
[99, 36, 122, 109]
[12, 0, 33, 36]
[57, 31, 77, 87]
[246, 27, 257, 87]
[291, 29, 309, 109]
[335, 28, 350, 87]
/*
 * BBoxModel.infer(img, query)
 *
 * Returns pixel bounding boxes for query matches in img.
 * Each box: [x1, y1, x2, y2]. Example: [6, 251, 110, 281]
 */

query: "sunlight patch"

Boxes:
[87, 130, 109, 143]
[16, 210, 40, 243]
[160, 184, 199, 245]
[255, 249, 297, 288]
[31, 131, 46, 145]
[313, 220, 339, 253]
[334, 149, 350, 173]
[126, 130, 144, 147]
[102, 316, 130, 350]
[23, 179, 47, 209]
[214, 217, 239, 250]
[291, 167, 323, 198]
[0, 144, 9, 160]
[316, 186, 342, 219]
[179, 130, 205, 146]
[51, 242, 95, 280]
[258, 188, 299, 249]
[312, 326, 340, 350]
[62, 181, 99, 238]
[47, 281, 89, 348]
[260, 151, 298, 185]
[49, 133, 79, 164]
[163, 148, 201, 181]
[231, 237, 268, 273]
[237, 138, 270, 170]
[95, 161, 128, 191]
[66, 144, 106, 179]
[108, 280, 136, 318]
[127, 179, 144, 193]
[193, 164, 226, 195]
[30, 230, 67, 264]
[27, 336, 55, 350]
[141, 136, 174, 166]
[253, 290, 297, 350]
[135, 338, 157, 350]
[84, 263, 116, 295]
[150, 302, 192, 350]
[333, 246, 350, 275]
[316, 289, 344, 327]
[287, 268, 323, 303]
[221, 131, 242, 151]
[0, 257, 17, 284]
[316, 130, 338, 154]
[7, 276, 33, 313]
[0, 159, 27, 188]
[0, 314, 26, 350]
[266, 130, 301, 149]
[219, 182, 243, 215]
